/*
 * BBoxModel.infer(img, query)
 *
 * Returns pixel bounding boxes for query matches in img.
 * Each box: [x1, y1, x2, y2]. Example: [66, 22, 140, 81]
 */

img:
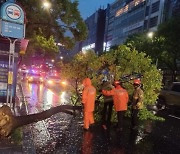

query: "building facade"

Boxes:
[69, 0, 178, 56]
[81, 8, 106, 55]
[104, 0, 166, 51]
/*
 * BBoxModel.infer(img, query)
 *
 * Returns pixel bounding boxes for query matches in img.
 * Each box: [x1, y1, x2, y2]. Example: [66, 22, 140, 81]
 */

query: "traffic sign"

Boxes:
[0, 2, 25, 24]
[0, 20, 25, 38]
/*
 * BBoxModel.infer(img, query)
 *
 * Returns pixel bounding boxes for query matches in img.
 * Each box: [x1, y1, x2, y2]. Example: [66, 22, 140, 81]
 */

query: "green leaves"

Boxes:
[138, 108, 164, 121]
[61, 50, 99, 82]
[27, 33, 59, 59]
[18, 0, 87, 61]
[100, 45, 162, 106]
[60, 45, 162, 120]
[125, 17, 180, 81]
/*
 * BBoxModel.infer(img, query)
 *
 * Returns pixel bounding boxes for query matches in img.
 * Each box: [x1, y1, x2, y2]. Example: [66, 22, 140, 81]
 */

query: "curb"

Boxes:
[15, 81, 36, 154]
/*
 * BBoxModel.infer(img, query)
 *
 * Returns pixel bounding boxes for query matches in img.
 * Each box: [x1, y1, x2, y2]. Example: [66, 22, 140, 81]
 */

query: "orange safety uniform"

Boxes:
[132, 86, 144, 109]
[82, 78, 96, 129]
[102, 85, 129, 111]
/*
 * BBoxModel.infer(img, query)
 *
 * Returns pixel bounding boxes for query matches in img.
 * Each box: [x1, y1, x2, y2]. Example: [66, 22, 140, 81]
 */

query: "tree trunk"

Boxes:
[0, 105, 82, 137]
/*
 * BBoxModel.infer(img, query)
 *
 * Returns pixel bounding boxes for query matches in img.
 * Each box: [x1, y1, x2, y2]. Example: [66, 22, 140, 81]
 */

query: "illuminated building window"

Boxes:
[82, 43, 95, 51]
[115, 0, 145, 17]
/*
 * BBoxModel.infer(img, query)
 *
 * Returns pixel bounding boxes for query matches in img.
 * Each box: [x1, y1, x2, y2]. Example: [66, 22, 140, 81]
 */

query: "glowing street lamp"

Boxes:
[51, 59, 55, 63]
[147, 31, 158, 67]
[147, 32, 154, 39]
[43, 1, 51, 9]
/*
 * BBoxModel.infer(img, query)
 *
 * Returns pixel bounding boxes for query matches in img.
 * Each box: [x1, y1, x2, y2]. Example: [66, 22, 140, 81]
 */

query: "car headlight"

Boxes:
[29, 77, 33, 81]
[47, 80, 53, 84]
[61, 81, 67, 86]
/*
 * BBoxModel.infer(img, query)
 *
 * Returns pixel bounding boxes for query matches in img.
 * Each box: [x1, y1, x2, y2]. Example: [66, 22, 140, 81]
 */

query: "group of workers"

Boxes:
[81, 77, 144, 131]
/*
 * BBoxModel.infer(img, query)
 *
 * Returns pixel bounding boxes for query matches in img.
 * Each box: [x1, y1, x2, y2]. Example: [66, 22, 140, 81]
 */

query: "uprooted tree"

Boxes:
[98, 45, 163, 121]
[0, 105, 82, 137]
[59, 45, 163, 121]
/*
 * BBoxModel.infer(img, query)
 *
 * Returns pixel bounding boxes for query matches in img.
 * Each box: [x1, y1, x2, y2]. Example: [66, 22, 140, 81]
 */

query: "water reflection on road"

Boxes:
[26, 83, 69, 111]
[20, 82, 180, 154]
[22, 82, 74, 154]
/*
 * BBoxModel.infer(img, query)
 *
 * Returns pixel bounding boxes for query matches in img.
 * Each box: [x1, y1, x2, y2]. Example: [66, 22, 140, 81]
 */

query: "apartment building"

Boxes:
[104, 0, 166, 51]
[73, 0, 177, 55]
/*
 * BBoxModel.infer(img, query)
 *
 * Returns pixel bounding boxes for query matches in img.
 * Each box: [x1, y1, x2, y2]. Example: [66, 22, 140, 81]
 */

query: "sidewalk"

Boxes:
[16, 82, 36, 154]
[0, 137, 22, 154]
[0, 82, 36, 154]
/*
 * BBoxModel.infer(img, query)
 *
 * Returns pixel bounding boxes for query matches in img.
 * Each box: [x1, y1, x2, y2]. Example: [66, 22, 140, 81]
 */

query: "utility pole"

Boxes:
[6, 38, 17, 107]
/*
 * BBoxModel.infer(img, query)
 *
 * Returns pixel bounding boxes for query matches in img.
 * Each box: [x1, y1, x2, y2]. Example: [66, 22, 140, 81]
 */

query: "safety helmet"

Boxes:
[114, 80, 120, 86]
[133, 79, 141, 85]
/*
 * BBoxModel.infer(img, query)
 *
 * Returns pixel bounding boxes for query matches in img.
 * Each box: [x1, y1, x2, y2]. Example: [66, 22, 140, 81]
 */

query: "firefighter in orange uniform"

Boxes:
[102, 81, 129, 131]
[131, 79, 144, 129]
[82, 78, 96, 130]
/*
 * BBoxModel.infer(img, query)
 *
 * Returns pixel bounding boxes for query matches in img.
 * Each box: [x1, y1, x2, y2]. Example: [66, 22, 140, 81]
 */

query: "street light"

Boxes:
[147, 32, 154, 39]
[147, 32, 158, 67]
[60, 56, 63, 60]
[43, 1, 51, 9]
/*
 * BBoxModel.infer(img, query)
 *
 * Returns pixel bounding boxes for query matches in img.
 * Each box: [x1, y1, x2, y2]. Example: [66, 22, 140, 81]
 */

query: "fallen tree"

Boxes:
[0, 105, 82, 137]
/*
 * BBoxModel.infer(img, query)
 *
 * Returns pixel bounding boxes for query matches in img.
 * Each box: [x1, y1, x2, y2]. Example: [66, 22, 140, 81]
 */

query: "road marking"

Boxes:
[168, 115, 180, 120]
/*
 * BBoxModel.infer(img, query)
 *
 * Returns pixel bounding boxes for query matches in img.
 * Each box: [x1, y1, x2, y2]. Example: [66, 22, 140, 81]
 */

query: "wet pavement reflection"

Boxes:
[81, 131, 93, 154]
[20, 82, 180, 154]
[26, 83, 69, 111]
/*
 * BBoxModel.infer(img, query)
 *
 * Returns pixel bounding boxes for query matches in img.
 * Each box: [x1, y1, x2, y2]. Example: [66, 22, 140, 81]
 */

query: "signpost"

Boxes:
[0, 20, 25, 38]
[0, 0, 25, 108]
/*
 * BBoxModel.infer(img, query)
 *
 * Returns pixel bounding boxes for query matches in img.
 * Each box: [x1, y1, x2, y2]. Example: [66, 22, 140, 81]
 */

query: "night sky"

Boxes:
[78, 0, 115, 19]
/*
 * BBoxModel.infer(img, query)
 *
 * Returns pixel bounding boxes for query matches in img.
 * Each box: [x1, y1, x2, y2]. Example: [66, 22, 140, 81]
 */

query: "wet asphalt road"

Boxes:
[54, 112, 180, 154]
[19, 82, 180, 154]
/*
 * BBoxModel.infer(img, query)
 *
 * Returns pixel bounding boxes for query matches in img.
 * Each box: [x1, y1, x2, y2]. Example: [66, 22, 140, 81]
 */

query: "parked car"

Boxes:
[26, 73, 44, 83]
[157, 82, 180, 109]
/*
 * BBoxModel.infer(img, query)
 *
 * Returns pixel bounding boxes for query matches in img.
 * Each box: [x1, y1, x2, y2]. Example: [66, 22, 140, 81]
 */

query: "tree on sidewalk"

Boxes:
[17, 0, 87, 63]
[125, 17, 180, 81]
[157, 17, 180, 81]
